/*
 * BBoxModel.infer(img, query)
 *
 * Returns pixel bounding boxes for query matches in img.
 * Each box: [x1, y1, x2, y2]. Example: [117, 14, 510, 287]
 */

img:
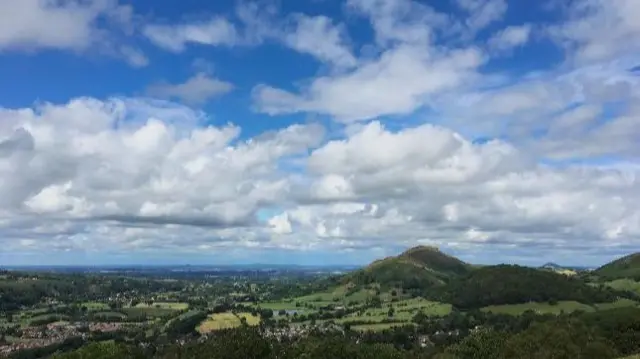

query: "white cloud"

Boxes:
[275, 121, 640, 255]
[0, 98, 638, 261]
[551, 0, 640, 63]
[455, 0, 508, 32]
[144, 6, 356, 69]
[488, 24, 532, 52]
[143, 17, 238, 52]
[0, 97, 324, 254]
[0, 0, 145, 65]
[284, 15, 357, 69]
[254, 45, 484, 122]
[346, 0, 450, 46]
[146, 73, 234, 105]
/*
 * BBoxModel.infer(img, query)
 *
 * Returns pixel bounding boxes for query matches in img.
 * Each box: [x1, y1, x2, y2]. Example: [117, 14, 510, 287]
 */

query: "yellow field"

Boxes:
[237, 312, 260, 326]
[197, 313, 241, 333]
[196, 312, 260, 333]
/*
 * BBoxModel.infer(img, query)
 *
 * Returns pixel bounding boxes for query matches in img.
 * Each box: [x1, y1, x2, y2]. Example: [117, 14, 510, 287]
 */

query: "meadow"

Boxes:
[350, 322, 415, 332]
[481, 299, 638, 316]
[603, 278, 640, 295]
[134, 302, 189, 310]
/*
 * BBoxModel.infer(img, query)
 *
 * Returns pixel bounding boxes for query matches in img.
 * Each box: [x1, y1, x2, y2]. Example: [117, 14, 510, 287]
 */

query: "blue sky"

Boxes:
[0, 0, 639, 267]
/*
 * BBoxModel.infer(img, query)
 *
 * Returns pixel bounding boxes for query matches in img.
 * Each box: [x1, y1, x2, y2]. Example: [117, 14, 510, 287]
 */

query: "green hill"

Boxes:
[348, 246, 471, 290]
[596, 253, 640, 280]
[436, 264, 622, 309]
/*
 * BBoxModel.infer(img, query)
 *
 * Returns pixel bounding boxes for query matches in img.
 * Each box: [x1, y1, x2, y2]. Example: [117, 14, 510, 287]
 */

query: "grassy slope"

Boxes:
[596, 253, 640, 280]
[348, 246, 471, 289]
[482, 298, 638, 316]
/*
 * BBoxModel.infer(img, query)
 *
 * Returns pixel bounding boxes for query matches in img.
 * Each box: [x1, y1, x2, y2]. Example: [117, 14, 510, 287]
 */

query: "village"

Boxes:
[0, 321, 125, 356]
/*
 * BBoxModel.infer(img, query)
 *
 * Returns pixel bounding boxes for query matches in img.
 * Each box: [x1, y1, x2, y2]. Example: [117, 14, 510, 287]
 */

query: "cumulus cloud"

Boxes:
[0, 0, 145, 65]
[0, 97, 323, 254]
[253, 0, 489, 122]
[146, 73, 234, 105]
[249, 120, 640, 260]
[550, 0, 640, 63]
[4, 0, 640, 264]
[143, 4, 357, 70]
[283, 15, 357, 69]
[0, 97, 638, 262]
[143, 17, 239, 52]
[455, 0, 508, 33]
[254, 45, 484, 122]
[488, 24, 532, 52]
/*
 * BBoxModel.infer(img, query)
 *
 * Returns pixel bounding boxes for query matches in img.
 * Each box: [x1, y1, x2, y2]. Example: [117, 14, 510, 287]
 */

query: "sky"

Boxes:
[0, 0, 639, 267]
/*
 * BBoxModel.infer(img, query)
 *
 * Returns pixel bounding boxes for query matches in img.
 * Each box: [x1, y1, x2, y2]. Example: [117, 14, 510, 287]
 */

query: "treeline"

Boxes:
[0, 274, 184, 313]
[431, 265, 629, 309]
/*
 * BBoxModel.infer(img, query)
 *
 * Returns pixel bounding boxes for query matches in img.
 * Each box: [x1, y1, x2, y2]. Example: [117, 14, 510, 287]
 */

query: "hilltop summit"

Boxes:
[348, 246, 470, 289]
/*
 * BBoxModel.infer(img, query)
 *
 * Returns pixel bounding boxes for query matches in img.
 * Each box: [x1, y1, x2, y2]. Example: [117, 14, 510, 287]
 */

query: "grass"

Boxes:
[593, 298, 638, 310]
[604, 279, 640, 295]
[27, 314, 70, 324]
[336, 298, 450, 327]
[91, 311, 127, 320]
[134, 302, 189, 310]
[121, 307, 177, 318]
[197, 313, 241, 333]
[481, 299, 638, 316]
[351, 322, 415, 332]
[482, 301, 595, 315]
[254, 301, 299, 311]
[82, 302, 110, 311]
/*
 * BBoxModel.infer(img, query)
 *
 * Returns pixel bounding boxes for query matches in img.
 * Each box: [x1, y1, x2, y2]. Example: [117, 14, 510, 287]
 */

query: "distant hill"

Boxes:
[539, 262, 579, 276]
[596, 253, 640, 280]
[435, 264, 622, 309]
[541, 262, 563, 270]
[347, 246, 471, 290]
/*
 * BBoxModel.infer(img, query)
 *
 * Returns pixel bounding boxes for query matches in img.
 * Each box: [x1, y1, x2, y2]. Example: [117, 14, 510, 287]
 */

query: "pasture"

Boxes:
[91, 311, 127, 320]
[481, 299, 638, 316]
[481, 301, 594, 315]
[604, 279, 640, 295]
[134, 302, 189, 310]
[82, 302, 110, 311]
[121, 307, 177, 319]
[351, 322, 415, 332]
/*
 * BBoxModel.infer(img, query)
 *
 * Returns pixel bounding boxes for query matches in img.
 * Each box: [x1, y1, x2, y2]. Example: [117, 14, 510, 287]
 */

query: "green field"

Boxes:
[253, 301, 300, 311]
[482, 299, 638, 315]
[351, 322, 415, 332]
[121, 307, 177, 318]
[27, 314, 70, 325]
[134, 302, 189, 310]
[593, 298, 638, 310]
[604, 279, 640, 295]
[91, 311, 127, 320]
[82, 302, 110, 311]
[333, 298, 450, 328]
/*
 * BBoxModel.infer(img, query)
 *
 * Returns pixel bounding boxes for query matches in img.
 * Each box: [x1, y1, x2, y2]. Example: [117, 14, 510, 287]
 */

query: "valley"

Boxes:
[2, 246, 640, 358]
